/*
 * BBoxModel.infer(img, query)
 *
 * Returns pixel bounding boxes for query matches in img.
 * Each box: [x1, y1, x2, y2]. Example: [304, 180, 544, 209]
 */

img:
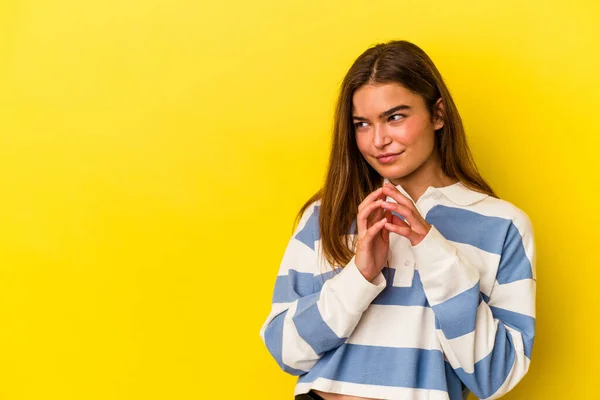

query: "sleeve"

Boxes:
[411, 211, 536, 400]
[259, 202, 387, 375]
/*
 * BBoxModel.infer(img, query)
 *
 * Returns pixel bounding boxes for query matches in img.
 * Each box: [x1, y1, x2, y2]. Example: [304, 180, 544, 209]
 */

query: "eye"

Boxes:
[354, 121, 369, 130]
[389, 114, 405, 122]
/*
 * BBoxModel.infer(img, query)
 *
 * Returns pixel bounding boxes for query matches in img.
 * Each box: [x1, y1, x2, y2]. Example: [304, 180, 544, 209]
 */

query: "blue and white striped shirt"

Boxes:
[260, 178, 536, 399]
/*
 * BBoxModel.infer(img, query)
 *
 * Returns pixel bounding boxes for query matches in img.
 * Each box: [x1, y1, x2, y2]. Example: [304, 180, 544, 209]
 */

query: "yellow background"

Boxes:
[0, 0, 598, 399]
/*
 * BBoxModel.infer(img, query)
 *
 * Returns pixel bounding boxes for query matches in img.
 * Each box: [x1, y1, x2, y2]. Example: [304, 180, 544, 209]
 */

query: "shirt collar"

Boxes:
[382, 177, 489, 206]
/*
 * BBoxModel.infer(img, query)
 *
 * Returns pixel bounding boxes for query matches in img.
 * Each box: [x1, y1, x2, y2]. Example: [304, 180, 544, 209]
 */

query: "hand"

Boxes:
[354, 187, 393, 282]
[380, 183, 432, 246]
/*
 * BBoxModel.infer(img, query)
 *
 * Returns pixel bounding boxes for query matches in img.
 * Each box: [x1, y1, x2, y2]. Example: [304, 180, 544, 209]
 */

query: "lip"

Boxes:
[376, 151, 404, 164]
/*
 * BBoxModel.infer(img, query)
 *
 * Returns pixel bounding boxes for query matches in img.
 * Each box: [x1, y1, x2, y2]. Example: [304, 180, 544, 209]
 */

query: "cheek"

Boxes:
[390, 119, 423, 144]
[355, 133, 370, 154]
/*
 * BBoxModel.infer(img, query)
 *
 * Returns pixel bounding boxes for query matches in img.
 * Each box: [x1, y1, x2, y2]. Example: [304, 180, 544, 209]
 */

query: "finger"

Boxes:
[384, 208, 393, 223]
[369, 190, 390, 223]
[370, 200, 386, 223]
[368, 197, 388, 229]
[357, 199, 384, 237]
[382, 184, 416, 210]
[381, 210, 392, 244]
[380, 200, 423, 229]
[384, 220, 412, 238]
[391, 213, 410, 228]
[362, 217, 388, 245]
[385, 212, 413, 238]
[380, 201, 411, 222]
[357, 187, 384, 214]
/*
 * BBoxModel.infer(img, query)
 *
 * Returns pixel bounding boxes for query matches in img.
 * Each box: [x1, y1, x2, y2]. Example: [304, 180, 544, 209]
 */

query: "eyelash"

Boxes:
[389, 114, 405, 121]
[354, 114, 405, 130]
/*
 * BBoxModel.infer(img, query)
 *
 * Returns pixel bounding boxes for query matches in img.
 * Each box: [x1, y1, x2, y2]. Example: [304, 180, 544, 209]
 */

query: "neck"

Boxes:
[389, 149, 457, 203]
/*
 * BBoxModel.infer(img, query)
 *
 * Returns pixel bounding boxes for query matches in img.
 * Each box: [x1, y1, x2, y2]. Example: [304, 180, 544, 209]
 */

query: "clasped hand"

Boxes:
[354, 182, 432, 282]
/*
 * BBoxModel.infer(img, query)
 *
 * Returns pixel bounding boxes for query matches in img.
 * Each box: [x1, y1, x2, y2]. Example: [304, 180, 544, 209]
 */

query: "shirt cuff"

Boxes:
[411, 224, 457, 266]
[326, 255, 386, 314]
[411, 225, 480, 306]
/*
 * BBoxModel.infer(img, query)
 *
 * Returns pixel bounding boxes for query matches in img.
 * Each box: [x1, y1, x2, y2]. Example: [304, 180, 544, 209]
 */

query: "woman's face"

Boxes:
[352, 82, 443, 182]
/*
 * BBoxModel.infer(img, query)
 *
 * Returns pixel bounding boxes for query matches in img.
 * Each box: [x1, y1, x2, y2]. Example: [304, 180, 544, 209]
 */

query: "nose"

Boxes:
[373, 123, 392, 148]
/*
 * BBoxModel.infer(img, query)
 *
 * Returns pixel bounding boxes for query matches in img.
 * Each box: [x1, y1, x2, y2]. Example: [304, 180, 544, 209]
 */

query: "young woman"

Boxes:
[260, 40, 536, 400]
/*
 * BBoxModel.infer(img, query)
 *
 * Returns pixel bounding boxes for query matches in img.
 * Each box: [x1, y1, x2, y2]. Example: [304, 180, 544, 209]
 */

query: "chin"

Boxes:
[373, 164, 405, 179]
[380, 167, 422, 186]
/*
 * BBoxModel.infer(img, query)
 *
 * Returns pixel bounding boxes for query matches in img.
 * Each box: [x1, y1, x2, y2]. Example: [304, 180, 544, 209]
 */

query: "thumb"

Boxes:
[381, 210, 392, 244]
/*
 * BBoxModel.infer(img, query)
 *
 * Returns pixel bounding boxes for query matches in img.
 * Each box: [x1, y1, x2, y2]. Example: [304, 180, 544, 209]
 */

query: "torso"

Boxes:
[292, 192, 524, 399]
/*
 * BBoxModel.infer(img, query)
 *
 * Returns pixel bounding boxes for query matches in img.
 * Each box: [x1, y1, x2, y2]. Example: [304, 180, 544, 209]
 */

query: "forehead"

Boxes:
[352, 83, 423, 114]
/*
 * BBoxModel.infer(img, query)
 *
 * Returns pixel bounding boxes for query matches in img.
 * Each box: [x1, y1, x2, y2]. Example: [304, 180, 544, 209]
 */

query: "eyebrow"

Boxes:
[352, 105, 412, 121]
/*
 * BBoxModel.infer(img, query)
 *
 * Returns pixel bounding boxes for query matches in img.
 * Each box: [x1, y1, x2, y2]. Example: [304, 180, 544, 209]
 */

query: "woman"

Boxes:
[260, 40, 536, 400]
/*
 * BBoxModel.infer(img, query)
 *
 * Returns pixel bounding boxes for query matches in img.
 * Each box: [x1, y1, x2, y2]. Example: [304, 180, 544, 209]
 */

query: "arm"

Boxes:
[259, 202, 386, 375]
[412, 211, 536, 399]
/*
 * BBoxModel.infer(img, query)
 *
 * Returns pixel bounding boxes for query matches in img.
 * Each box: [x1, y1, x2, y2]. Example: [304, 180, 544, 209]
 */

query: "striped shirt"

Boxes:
[260, 178, 536, 400]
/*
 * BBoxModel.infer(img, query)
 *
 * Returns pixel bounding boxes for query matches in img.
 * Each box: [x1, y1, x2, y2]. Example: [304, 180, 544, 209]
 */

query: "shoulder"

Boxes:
[480, 197, 536, 281]
[433, 184, 534, 239]
[437, 182, 531, 232]
[296, 199, 321, 227]
[478, 196, 536, 274]
[293, 199, 322, 246]
[476, 196, 534, 237]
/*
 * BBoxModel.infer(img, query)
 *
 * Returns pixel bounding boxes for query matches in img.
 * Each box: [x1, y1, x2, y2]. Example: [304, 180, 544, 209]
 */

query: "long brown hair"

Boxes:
[296, 40, 497, 270]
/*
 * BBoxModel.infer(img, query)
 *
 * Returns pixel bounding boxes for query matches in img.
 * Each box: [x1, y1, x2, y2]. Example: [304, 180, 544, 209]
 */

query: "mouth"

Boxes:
[376, 151, 404, 164]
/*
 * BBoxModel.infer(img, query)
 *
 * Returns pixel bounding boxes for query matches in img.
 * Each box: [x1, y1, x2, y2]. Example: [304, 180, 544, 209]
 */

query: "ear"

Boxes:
[433, 97, 444, 130]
